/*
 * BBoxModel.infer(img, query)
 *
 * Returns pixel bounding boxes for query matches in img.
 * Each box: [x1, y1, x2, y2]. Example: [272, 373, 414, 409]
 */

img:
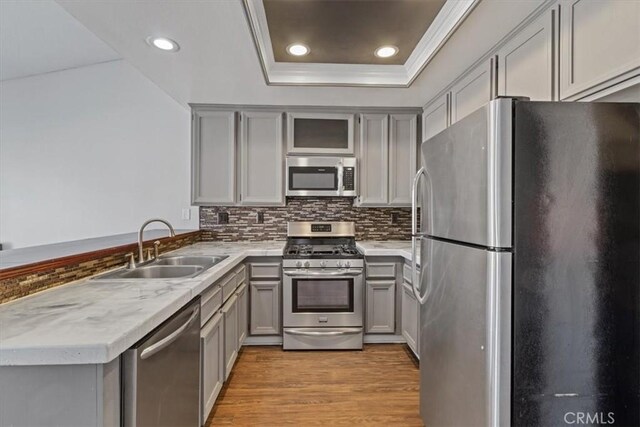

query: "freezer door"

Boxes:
[420, 98, 512, 248]
[419, 237, 511, 427]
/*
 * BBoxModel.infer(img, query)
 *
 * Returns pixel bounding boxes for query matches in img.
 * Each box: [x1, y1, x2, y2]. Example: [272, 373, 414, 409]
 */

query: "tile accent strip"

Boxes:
[200, 197, 413, 242]
[0, 232, 201, 304]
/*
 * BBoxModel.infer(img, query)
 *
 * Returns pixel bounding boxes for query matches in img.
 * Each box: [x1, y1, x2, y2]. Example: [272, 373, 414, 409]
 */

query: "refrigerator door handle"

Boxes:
[412, 167, 429, 304]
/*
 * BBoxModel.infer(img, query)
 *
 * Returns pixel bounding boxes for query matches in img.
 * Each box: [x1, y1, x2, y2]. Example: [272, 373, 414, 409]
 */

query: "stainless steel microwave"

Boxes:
[286, 157, 357, 197]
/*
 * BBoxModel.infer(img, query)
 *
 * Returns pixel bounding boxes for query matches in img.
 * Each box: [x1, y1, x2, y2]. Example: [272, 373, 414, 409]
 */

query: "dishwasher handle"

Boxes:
[140, 304, 200, 360]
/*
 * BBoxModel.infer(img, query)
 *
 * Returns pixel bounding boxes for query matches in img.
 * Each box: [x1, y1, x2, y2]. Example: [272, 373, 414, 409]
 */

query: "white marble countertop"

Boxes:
[357, 240, 420, 265]
[0, 240, 417, 366]
[0, 241, 285, 366]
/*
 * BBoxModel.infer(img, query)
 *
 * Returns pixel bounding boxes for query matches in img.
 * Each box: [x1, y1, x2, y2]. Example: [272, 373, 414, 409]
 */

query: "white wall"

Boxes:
[0, 59, 198, 249]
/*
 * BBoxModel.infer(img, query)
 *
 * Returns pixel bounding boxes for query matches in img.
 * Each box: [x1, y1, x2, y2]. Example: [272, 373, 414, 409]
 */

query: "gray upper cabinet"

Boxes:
[450, 58, 495, 124]
[191, 111, 236, 205]
[389, 114, 417, 206]
[498, 6, 558, 101]
[286, 112, 355, 155]
[422, 93, 449, 143]
[240, 111, 284, 205]
[358, 114, 389, 206]
[560, 0, 640, 100]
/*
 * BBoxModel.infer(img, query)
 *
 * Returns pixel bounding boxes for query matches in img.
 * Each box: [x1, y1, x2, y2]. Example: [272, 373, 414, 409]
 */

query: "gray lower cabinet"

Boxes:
[221, 293, 238, 380]
[498, 5, 557, 101]
[365, 280, 396, 334]
[401, 281, 419, 358]
[248, 260, 281, 336]
[250, 281, 281, 335]
[239, 111, 284, 205]
[236, 282, 248, 346]
[200, 312, 224, 424]
[191, 110, 236, 205]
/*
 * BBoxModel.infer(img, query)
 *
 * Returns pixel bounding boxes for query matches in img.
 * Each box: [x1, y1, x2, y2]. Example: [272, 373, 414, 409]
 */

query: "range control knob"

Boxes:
[296, 261, 302, 268]
[304, 261, 310, 269]
[320, 261, 327, 268]
[336, 261, 343, 268]
[345, 261, 351, 268]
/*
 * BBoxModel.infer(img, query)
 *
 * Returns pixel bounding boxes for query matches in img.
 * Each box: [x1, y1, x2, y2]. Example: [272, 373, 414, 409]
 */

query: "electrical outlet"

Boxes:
[217, 212, 229, 224]
[391, 212, 399, 224]
[256, 211, 264, 224]
[181, 208, 191, 220]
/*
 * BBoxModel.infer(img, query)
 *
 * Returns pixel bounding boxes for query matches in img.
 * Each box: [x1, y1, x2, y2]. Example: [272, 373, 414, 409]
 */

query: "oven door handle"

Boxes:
[283, 270, 363, 277]
[285, 328, 362, 337]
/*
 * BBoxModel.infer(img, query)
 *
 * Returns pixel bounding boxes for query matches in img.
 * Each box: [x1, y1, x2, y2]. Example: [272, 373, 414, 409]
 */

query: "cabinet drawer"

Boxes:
[201, 285, 222, 327]
[403, 263, 420, 284]
[250, 263, 281, 279]
[366, 262, 396, 279]
[221, 273, 238, 301]
[234, 264, 247, 284]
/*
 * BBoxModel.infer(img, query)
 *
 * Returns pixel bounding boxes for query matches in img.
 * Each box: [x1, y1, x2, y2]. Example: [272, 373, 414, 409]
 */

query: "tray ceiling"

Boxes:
[265, 0, 446, 65]
[244, 0, 478, 86]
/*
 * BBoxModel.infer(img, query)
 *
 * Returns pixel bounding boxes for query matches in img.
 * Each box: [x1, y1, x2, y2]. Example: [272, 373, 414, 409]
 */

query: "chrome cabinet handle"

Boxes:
[283, 270, 363, 277]
[411, 167, 429, 305]
[140, 305, 200, 360]
[286, 328, 362, 337]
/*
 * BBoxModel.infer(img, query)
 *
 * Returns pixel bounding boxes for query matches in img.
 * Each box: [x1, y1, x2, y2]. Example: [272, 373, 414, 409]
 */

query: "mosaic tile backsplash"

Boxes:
[0, 232, 200, 304]
[200, 197, 413, 241]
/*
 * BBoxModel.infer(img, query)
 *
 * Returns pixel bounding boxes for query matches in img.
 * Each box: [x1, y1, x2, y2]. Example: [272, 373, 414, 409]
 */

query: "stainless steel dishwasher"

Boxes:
[122, 297, 201, 427]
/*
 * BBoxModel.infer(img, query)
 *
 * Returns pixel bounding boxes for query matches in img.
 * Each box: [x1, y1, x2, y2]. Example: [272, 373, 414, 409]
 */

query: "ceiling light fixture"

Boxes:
[374, 45, 399, 58]
[286, 43, 310, 56]
[146, 36, 180, 52]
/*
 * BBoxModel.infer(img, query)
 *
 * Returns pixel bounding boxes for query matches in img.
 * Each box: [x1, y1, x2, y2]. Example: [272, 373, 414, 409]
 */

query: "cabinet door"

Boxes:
[236, 283, 248, 347]
[422, 93, 449, 143]
[287, 112, 355, 155]
[250, 281, 280, 335]
[498, 7, 557, 101]
[358, 114, 389, 206]
[365, 280, 396, 334]
[200, 312, 224, 423]
[560, 0, 640, 100]
[401, 282, 419, 357]
[192, 110, 236, 205]
[389, 114, 417, 207]
[450, 58, 495, 124]
[240, 112, 284, 205]
[222, 294, 238, 380]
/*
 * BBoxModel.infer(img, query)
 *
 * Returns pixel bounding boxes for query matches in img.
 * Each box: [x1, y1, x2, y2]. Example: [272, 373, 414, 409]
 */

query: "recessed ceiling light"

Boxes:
[146, 36, 180, 52]
[374, 45, 398, 58]
[286, 43, 310, 56]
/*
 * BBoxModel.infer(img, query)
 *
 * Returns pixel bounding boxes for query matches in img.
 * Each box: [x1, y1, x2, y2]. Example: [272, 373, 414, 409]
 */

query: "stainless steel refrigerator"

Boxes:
[410, 98, 639, 426]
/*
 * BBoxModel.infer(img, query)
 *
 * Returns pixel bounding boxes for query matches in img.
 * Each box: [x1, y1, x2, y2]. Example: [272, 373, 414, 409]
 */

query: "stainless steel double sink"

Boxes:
[95, 255, 228, 280]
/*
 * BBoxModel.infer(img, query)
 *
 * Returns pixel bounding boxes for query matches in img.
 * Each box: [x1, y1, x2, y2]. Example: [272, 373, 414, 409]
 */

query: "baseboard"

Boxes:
[244, 336, 283, 346]
[363, 334, 406, 344]
[244, 334, 407, 346]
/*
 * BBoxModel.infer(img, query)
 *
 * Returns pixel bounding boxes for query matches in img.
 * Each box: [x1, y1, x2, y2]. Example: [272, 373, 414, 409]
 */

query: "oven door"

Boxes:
[287, 165, 340, 196]
[283, 269, 363, 328]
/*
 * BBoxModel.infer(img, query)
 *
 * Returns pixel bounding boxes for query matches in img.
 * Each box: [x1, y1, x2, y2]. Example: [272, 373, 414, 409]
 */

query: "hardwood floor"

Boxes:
[206, 344, 422, 426]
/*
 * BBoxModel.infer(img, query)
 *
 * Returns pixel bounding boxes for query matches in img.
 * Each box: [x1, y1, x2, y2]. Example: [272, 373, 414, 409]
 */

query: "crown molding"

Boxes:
[243, 0, 479, 87]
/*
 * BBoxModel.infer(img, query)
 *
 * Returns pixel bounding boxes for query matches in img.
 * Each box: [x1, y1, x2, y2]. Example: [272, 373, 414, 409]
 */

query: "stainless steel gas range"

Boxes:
[282, 221, 364, 350]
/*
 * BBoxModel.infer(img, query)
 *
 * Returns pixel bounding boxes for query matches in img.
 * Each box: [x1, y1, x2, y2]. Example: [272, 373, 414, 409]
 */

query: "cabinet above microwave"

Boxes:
[287, 112, 355, 155]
